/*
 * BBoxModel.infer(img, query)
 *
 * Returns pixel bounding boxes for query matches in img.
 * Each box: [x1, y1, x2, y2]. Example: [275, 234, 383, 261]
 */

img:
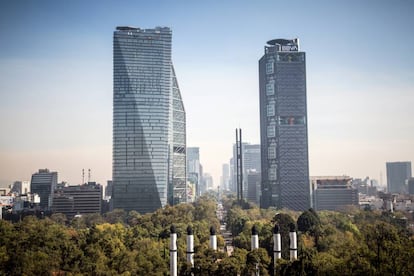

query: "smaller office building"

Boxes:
[52, 182, 102, 218]
[312, 176, 358, 211]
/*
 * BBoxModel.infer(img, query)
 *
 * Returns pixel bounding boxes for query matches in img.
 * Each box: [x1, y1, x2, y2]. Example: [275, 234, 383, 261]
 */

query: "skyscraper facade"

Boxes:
[30, 169, 57, 209]
[386, 161, 412, 194]
[259, 38, 310, 211]
[112, 26, 186, 213]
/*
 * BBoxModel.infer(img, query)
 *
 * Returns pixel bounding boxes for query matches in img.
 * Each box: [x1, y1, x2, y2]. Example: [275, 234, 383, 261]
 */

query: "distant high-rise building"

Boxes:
[112, 26, 186, 213]
[408, 178, 414, 195]
[231, 143, 261, 198]
[10, 181, 30, 195]
[312, 176, 358, 211]
[244, 144, 261, 173]
[203, 173, 213, 190]
[105, 180, 113, 199]
[30, 169, 57, 209]
[229, 157, 235, 193]
[187, 147, 200, 195]
[386, 161, 412, 194]
[199, 163, 205, 195]
[221, 164, 230, 191]
[52, 182, 102, 218]
[259, 38, 310, 211]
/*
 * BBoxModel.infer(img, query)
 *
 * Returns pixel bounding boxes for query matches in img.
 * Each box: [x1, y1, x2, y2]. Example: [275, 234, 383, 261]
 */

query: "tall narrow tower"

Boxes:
[259, 38, 310, 210]
[112, 26, 186, 213]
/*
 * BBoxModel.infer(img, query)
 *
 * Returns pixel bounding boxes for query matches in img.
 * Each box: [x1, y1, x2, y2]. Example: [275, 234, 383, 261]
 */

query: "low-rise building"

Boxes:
[312, 176, 359, 211]
[52, 182, 102, 218]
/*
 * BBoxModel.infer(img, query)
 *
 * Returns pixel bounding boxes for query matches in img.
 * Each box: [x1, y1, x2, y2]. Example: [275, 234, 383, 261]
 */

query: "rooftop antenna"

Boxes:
[236, 128, 243, 203]
[82, 169, 85, 184]
[88, 169, 91, 183]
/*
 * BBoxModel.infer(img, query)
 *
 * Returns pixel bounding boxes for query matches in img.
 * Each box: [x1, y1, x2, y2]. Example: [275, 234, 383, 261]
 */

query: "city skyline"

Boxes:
[1, 0, 414, 187]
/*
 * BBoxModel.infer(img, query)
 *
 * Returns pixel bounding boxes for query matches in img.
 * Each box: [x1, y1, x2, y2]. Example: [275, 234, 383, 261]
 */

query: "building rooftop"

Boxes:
[115, 26, 171, 33]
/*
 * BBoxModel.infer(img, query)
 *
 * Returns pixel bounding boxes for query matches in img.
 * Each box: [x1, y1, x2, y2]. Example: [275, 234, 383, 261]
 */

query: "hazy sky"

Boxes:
[0, 0, 413, 187]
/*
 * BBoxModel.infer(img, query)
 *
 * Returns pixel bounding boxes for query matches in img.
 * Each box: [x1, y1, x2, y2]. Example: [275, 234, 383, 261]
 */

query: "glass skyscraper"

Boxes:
[30, 168, 57, 209]
[112, 26, 186, 213]
[259, 38, 310, 211]
[386, 161, 412, 194]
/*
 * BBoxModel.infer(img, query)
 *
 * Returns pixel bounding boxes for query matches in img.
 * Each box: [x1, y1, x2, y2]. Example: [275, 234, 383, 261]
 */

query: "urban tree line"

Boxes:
[1, 195, 413, 275]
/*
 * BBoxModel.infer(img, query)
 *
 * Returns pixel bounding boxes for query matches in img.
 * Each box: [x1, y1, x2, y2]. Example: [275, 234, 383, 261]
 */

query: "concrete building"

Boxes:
[112, 26, 186, 213]
[386, 161, 412, 194]
[259, 38, 310, 210]
[52, 182, 102, 218]
[13, 193, 40, 211]
[0, 187, 10, 196]
[312, 176, 358, 211]
[30, 169, 57, 209]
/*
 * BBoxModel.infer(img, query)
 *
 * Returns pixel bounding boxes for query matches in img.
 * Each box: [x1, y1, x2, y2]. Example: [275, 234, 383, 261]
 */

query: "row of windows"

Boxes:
[269, 165, 277, 181]
[266, 61, 274, 74]
[267, 125, 275, 137]
[268, 146, 276, 159]
[266, 81, 275, 95]
[266, 54, 305, 75]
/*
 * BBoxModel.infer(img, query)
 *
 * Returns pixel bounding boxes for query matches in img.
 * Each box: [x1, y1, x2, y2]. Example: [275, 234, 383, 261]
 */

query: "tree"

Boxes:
[297, 210, 319, 233]
[50, 213, 68, 225]
[226, 206, 249, 236]
[103, 209, 126, 224]
[272, 213, 296, 259]
[192, 248, 226, 275]
[244, 248, 271, 276]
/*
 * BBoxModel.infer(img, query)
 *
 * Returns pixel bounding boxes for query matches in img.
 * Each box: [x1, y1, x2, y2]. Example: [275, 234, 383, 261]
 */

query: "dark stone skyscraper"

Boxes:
[112, 26, 186, 213]
[259, 38, 310, 210]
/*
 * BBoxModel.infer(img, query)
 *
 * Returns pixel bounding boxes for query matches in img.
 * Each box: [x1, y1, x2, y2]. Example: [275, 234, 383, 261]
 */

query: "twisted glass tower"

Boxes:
[259, 38, 310, 211]
[112, 26, 186, 213]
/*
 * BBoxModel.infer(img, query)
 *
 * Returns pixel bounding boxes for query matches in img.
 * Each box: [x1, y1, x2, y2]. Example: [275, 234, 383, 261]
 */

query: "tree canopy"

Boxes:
[1, 196, 414, 275]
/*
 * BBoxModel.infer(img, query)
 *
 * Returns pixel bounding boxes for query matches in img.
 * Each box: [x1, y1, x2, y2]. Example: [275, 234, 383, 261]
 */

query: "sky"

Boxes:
[0, 0, 413, 188]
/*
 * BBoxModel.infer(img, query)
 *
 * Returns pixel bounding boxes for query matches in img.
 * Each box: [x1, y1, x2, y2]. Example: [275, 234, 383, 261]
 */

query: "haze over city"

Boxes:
[1, 0, 413, 188]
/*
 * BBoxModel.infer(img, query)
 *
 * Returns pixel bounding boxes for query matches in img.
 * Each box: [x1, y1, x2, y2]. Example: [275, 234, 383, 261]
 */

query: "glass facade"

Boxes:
[112, 26, 186, 213]
[30, 169, 58, 209]
[259, 38, 310, 211]
[386, 161, 412, 194]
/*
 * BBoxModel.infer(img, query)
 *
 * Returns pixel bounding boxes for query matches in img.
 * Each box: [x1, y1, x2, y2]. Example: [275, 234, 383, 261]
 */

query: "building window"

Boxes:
[279, 116, 306, 125]
[267, 104, 275, 117]
[266, 81, 274, 96]
[266, 62, 274, 74]
[268, 146, 276, 159]
[267, 125, 275, 138]
[269, 166, 277, 180]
